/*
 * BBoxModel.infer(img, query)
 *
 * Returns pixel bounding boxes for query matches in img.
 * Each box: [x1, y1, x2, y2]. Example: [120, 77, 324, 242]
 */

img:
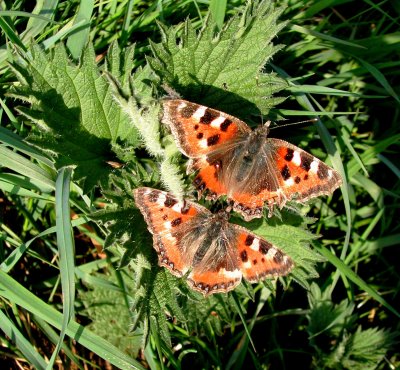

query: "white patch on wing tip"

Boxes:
[178, 101, 187, 110]
[310, 160, 319, 174]
[193, 106, 207, 121]
[250, 238, 260, 251]
[157, 193, 167, 205]
[266, 248, 278, 259]
[210, 116, 226, 128]
[292, 151, 302, 166]
[283, 256, 292, 266]
[172, 202, 184, 212]
[328, 169, 333, 178]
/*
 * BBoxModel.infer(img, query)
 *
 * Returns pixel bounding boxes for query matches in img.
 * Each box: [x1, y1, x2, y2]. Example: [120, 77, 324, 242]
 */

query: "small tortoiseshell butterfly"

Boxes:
[134, 187, 294, 296]
[162, 99, 342, 221]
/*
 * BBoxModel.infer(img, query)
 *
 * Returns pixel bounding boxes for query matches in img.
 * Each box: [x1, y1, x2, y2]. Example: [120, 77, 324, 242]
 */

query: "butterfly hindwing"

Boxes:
[233, 225, 294, 282]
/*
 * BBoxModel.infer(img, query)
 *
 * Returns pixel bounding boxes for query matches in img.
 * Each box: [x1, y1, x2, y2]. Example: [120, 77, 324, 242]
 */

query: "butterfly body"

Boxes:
[163, 99, 342, 220]
[134, 187, 293, 295]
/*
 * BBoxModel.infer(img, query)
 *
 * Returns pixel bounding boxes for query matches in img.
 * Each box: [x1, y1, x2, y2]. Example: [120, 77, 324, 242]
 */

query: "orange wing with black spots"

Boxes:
[233, 225, 294, 283]
[162, 99, 251, 157]
[133, 187, 204, 277]
[228, 139, 342, 220]
[163, 99, 342, 221]
[134, 188, 294, 295]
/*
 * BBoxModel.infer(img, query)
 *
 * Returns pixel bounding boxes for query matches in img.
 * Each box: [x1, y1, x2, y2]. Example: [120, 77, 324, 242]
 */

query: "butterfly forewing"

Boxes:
[133, 187, 206, 276]
[162, 99, 251, 157]
[228, 138, 343, 220]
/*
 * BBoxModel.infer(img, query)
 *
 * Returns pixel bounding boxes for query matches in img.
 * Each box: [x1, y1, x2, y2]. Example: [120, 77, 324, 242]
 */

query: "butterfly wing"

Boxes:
[163, 100, 341, 220]
[163, 99, 251, 199]
[232, 224, 294, 282]
[133, 187, 209, 277]
[162, 99, 251, 158]
[134, 188, 294, 295]
[227, 139, 342, 219]
[134, 187, 242, 294]
[189, 223, 294, 295]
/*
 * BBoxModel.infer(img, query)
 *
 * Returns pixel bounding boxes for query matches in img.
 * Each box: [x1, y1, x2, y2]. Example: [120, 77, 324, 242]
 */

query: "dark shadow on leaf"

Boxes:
[24, 88, 116, 191]
[165, 82, 263, 124]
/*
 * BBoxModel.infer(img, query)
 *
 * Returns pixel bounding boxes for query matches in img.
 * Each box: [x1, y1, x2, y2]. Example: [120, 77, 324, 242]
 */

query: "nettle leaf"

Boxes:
[107, 63, 187, 198]
[307, 283, 356, 340]
[180, 293, 237, 339]
[307, 284, 399, 370]
[126, 252, 187, 347]
[340, 327, 398, 370]
[148, 0, 288, 120]
[10, 43, 141, 191]
[105, 42, 158, 105]
[79, 271, 143, 358]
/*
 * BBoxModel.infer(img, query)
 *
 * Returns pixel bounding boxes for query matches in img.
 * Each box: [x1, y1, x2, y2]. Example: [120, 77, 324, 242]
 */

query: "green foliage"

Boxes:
[148, 0, 288, 120]
[307, 284, 398, 370]
[9, 43, 140, 192]
[0, 0, 399, 369]
[79, 271, 143, 358]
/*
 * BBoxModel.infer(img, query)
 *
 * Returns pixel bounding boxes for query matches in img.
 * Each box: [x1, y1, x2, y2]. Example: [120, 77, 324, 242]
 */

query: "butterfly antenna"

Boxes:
[269, 118, 318, 130]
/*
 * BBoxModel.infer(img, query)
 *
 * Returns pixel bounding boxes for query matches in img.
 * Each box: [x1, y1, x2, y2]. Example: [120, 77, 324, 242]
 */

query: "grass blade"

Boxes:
[0, 269, 146, 369]
[0, 145, 55, 191]
[315, 244, 400, 319]
[0, 309, 47, 369]
[46, 167, 76, 369]
[66, 0, 94, 60]
[210, 0, 227, 30]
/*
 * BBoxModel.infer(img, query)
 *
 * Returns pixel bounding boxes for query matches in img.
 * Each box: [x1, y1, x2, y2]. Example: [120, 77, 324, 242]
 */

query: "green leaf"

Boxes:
[10, 43, 140, 192]
[48, 167, 75, 369]
[21, 0, 58, 43]
[148, 0, 288, 120]
[315, 244, 400, 319]
[307, 283, 356, 340]
[356, 57, 400, 103]
[341, 327, 398, 370]
[66, 0, 94, 60]
[0, 144, 55, 192]
[307, 284, 399, 370]
[79, 271, 143, 358]
[209, 0, 227, 30]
